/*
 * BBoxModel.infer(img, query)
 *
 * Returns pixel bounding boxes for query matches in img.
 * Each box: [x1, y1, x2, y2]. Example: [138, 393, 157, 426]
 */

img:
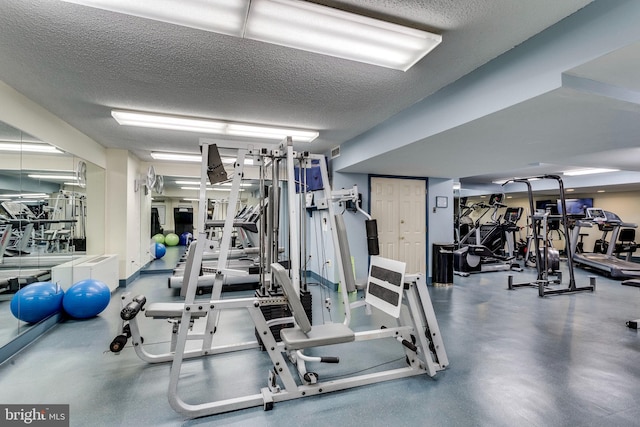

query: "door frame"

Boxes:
[368, 174, 429, 274]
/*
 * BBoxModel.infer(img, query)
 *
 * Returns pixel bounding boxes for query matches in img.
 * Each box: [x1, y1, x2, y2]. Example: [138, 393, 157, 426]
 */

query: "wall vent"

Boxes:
[331, 146, 341, 159]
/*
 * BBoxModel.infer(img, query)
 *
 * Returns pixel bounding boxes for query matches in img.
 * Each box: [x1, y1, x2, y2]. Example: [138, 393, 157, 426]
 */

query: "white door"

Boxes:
[371, 177, 426, 274]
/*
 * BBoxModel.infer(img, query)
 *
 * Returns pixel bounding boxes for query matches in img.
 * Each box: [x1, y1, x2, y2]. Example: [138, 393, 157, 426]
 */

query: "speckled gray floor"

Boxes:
[1, 260, 640, 427]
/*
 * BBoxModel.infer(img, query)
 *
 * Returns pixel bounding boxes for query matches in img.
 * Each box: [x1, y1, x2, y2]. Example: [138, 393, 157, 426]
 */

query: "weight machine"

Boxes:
[111, 139, 448, 418]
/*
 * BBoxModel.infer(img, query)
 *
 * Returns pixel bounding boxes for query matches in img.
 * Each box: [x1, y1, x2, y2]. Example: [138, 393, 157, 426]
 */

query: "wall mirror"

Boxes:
[0, 120, 89, 356]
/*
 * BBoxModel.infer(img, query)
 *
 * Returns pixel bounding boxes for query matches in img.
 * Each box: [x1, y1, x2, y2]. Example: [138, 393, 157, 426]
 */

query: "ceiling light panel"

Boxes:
[563, 168, 619, 176]
[61, 0, 249, 37]
[64, 0, 441, 71]
[112, 110, 226, 133]
[0, 142, 63, 153]
[114, 110, 319, 142]
[245, 0, 442, 71]
[150, 152, 201, 162]
[28, 174, 78, 180]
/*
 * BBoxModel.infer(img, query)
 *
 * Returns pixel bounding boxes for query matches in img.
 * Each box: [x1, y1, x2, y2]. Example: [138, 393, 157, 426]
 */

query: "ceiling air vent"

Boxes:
[331, 146, 341, 159]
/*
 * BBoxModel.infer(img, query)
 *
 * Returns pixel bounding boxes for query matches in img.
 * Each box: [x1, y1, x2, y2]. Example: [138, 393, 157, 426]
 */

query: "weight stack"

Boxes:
[255, 288, 312, 350]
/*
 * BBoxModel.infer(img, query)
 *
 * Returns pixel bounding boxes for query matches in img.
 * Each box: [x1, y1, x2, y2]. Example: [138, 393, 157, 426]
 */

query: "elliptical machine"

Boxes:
[453, 194, 523, 276]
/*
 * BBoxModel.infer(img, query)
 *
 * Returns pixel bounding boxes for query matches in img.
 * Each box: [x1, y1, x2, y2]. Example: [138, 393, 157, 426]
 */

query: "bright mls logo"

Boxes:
[1, 405, 69, 426]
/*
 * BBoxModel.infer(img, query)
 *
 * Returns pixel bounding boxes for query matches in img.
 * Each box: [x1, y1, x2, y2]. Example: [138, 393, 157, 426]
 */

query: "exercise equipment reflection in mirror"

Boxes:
[76, 160, 87, 188]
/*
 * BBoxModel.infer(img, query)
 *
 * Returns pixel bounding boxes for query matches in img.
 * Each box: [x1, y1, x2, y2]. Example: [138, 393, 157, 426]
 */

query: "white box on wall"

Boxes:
[52, 254, 119, 292]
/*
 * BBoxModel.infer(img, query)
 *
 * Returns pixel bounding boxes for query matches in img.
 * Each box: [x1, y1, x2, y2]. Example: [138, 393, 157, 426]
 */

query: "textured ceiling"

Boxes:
[0, 0, 594, 166]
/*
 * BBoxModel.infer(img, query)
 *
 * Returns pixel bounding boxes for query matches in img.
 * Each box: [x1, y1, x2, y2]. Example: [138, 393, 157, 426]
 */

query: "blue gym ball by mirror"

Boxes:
[63, 279, 111, 319]
[10, 281, 64, 324]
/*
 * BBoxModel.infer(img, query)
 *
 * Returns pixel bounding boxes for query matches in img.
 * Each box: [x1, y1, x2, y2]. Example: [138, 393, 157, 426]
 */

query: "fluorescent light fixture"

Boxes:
[63, 0, 441, 71]
[0, 142, 63, 154]
[150, 152, 201, 163]
[246, 0, 441, 71]
[222, 157, 254, 166]
[563, 168, 619, 176]
[176, 181, 250, 187]
[181, 186, 234, 192]
[114, 110, 318, 142]
[0, 193, 49, 198]
[28, 174, 77, 180]
[61, 0, 249, 37]
[597, 190, 606, 193]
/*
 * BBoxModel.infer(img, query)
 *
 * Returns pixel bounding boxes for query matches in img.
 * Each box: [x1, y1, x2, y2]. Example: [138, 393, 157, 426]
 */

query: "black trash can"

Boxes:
[432, 243, 454, 286]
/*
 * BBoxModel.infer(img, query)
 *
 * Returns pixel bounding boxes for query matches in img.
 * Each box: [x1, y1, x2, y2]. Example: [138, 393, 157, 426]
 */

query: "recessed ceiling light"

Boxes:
[563, 168, 619, 176]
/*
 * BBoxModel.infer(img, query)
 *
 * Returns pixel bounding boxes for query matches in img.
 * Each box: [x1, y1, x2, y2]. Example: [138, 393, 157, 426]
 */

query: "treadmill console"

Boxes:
[586, 208, 606, 220]
[586, 208, 621, 223]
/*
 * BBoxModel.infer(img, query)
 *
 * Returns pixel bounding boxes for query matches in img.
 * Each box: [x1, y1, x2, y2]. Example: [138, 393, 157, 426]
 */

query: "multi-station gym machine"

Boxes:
[504, 175, 595, 297]
[110, 138, 448, 418]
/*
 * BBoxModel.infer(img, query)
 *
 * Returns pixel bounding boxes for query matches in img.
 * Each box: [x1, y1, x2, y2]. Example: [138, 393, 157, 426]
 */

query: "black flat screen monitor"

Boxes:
[535, 200, 558, 215]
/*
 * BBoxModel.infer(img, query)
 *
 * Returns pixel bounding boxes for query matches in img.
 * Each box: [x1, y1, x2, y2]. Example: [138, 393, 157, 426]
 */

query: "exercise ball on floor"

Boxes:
[151, 242, 166, 259]
[179, 232, 193, 246]
[63, 279, 111, 319]
[152, 233, 165, 244]
[164, 233, 179, 247]
[10, 282, 64, 324]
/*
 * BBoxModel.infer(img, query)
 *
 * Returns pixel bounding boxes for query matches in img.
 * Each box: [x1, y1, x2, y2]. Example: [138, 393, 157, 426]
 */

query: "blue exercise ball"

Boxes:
[10, 282, 64, 324]
[63, 279, 111, 319]
[179, 232, 193, 246]
[151, 242, 166, 259]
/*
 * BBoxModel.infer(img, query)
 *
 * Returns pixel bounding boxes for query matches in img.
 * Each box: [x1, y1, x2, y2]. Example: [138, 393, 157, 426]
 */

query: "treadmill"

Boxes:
[571, 208, 640, 278]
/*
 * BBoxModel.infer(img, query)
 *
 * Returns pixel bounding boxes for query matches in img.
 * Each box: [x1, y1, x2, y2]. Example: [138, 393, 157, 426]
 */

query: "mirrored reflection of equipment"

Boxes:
[570, 208, 640, 278]
[505, 176, 595, 297]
